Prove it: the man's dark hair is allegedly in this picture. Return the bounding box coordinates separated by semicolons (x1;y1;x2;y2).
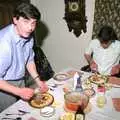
13;2;41;21
98;25;118;43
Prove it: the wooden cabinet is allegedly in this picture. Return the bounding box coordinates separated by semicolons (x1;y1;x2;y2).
0;0;30;29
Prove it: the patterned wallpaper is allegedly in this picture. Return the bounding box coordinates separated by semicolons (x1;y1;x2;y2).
92;0;120;40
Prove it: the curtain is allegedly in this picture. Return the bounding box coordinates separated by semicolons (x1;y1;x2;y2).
92;0;120;40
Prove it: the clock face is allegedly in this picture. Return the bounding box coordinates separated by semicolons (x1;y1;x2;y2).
68;2;79;12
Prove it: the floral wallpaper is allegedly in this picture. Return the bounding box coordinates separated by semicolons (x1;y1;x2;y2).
92;0;120;40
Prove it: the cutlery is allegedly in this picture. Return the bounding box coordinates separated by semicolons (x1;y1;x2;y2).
5;113;23;116
49;87;55;91
48;84;58;88
2;117;21;120
5;110;30;116
18;110;30;114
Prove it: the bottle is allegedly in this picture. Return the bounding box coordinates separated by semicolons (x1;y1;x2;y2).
96;85;106;108
75;76;83;92
75;106;85;120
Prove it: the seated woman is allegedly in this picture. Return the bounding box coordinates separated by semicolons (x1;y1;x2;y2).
82;25;120;77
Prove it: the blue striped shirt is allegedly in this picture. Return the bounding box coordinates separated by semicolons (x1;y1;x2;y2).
0;24;35;80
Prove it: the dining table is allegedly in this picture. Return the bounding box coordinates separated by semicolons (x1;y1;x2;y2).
0;68;120;120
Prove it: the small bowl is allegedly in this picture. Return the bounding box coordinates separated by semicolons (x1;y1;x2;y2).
64;91;89;112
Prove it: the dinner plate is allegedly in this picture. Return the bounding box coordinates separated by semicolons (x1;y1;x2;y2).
53;73;70;81
88;74;108;85
29;93;54;108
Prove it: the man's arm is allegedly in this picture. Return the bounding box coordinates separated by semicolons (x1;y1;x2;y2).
26;61;39;83
84;53;92;65
0;80;20;95
111;64;120;76
0;80;34;100
84;53;98;72
26;61;48;93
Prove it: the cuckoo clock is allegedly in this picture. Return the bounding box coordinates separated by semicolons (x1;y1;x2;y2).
63;0;87;37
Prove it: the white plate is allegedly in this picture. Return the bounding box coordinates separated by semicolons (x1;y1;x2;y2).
53;73;70;81
40;106;55;117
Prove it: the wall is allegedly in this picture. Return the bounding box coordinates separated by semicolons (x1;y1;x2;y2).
31;0;95;72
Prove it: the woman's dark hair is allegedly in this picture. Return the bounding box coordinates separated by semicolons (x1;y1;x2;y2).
98;25;118;43
13;3;41;21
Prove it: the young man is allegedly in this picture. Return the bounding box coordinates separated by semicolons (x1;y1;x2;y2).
0;3;48;112
84;25;120;76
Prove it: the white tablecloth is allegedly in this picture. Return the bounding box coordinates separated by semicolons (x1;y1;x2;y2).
0;68;120;120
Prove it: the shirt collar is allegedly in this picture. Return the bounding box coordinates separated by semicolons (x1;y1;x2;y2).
10;24;30;44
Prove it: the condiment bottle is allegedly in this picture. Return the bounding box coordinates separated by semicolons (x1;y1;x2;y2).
75;76;83;92
75;106;85;120
96;85;106;108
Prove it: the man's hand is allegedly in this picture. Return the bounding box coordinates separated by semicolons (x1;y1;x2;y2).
90;60;98;73
37;81;49;93
111;64;120;76
84;54;98;73
17;88;34;100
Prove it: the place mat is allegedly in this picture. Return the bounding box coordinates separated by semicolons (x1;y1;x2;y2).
112;98;120;112
108;77;120;85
